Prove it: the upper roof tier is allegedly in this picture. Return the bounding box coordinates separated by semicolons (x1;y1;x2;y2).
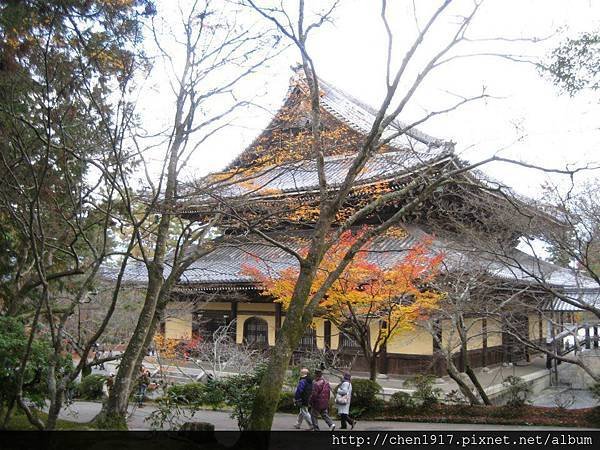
189;149;453;201
228;72;451;168
179;72;564;228
184;72;454;204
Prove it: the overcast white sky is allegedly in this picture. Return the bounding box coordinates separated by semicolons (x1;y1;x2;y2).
138;0;600;199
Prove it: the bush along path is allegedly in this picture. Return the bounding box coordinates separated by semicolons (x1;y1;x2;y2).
35;400;597;431
148;374;600;430
33;372;600;430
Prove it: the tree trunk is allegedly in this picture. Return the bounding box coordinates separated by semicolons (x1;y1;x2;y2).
248;266;316;430
456;317;491;405
93;274;164;429
446;359;481;405
248;334;295;430
465;365;491;405
45;386;64;430
0;402;16;430
368;350;378;382
45;362;60;430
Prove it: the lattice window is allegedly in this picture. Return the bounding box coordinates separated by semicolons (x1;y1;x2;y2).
243;317;269;347
339;323;361;349
193;311;228;341
298;327;317;349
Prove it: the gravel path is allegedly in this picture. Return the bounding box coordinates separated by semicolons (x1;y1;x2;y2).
57;401;594;431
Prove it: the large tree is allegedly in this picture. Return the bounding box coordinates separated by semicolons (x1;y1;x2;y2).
93;0;281;428
239;0;502;431
544;29;600;96
0;0;151;429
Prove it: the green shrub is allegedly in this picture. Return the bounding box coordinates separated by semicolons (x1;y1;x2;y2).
366;397;386;415
0;316;57;408
404;375;442;408
166;381;224;407
503;376;531;408
277;391;297;413
211;364;267;430
389;391;415;412
167;383;206;404
77;374;106;400
202;379;226;407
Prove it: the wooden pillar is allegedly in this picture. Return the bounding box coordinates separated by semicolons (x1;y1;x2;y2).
229;302;238;323
547;315;555;372
560;311;565;330
585;325;591;349
481;318;488;367
594;326;599;348
380;344;389;374
228;303;238;339
324;320;331;349
275;303;282;337
275;303;282;329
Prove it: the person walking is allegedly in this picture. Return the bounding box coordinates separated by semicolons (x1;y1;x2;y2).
293;368;313;430
335;373;356;429
102;373;115;399
309;369;335;431
97;350;106;371
136;367;150;407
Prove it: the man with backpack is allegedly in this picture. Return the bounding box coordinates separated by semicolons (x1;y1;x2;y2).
309;369;335;431
293;368;313;430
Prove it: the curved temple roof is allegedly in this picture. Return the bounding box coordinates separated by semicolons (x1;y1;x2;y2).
106;225;598;303
182;73;454;204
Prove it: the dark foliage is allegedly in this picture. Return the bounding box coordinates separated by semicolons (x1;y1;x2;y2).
76;374;107;400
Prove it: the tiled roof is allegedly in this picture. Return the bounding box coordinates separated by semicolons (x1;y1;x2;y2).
184;74;453;203
545;291;600;312
315;78;444;150
108;226;596;296
191;149;452;201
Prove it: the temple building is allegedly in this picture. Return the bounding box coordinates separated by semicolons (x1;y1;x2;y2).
150;74;597;375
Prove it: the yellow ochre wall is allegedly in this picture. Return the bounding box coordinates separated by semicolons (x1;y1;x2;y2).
387;326;433;355
487;319;502;347
313;317;326;349
238;303;276;312
465;318;483;350
164;302;448;357
330;322;340;350
528;314;543;341
164;315;192;340
440;318;503;353
441;319;460;352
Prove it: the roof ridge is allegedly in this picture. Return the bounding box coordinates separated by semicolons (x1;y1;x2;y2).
296;73;447;147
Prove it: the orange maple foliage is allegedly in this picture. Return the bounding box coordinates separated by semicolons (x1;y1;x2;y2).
244;228;444;350
153;334;179;359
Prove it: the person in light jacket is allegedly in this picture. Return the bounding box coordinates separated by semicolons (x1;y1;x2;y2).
335;373;356;429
